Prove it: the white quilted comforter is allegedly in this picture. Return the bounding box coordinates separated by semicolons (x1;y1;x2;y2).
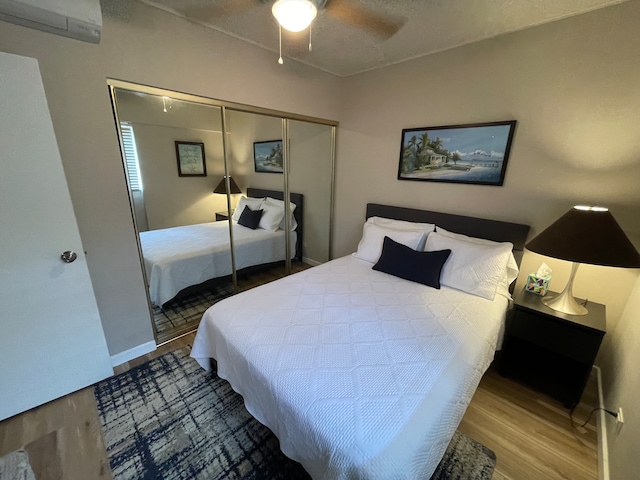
191;255;508;479
140;221;295;305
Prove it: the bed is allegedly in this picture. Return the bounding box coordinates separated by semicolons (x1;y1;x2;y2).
191;204;529;479
140;188;303;306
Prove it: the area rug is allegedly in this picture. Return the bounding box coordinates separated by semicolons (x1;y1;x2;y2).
153;285;235;336
94;348;496;480
0;450;36;480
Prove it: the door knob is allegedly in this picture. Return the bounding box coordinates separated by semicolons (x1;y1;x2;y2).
61;251;77;263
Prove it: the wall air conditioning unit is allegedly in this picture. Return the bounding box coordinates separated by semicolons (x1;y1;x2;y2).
0;0;101;44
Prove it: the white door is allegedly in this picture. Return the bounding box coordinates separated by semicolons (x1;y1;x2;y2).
0;52;113;421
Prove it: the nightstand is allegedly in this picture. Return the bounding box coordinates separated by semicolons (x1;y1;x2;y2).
501;290;606;408
215;211;230;221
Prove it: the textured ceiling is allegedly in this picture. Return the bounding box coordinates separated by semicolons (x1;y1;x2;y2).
138;0;627;77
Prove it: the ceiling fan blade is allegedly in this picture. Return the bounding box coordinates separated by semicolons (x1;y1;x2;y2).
325;0;406;39
182;0;258;23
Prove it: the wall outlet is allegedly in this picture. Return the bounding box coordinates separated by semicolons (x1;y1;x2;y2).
617;407;624;425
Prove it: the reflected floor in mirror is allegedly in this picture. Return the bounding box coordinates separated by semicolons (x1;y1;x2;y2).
154;261;312;344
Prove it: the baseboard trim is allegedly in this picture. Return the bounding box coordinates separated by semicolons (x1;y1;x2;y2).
110;340;157;368
302;257;321;267
594;365;610;480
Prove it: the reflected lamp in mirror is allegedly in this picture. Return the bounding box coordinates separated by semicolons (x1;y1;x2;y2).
525;206;640;315
213;176;242;217
213;176;242;195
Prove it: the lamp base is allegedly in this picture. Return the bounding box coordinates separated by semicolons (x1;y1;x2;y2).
540;262;588;315
541;291;588;315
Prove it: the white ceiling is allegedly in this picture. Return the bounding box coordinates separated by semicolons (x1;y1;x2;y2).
138;0;628;77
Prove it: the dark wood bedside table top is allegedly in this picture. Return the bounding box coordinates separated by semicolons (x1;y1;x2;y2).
514;290;606;333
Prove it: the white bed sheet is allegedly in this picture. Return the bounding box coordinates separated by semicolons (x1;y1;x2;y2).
140;221;296;305
191;255;509;480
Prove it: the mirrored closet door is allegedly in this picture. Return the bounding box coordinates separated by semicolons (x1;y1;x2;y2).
288;119;335;266
109;80;337;345
224;109;288;282
110;86;233;344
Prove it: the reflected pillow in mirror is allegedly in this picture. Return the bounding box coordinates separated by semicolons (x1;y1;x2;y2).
232;196;264;222
258;202;285;232
237;206;263;230
264;197;298;231
373;236;451;289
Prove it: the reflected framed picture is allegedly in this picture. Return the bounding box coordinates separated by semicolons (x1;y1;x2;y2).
397;120;517;186
175;141;207;177
253;140;283;173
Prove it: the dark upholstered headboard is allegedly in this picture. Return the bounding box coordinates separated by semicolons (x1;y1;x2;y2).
366;203;530;269
247;188;303;262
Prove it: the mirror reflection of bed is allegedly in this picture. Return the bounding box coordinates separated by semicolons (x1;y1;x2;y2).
110;84;335;345
143;189;306;344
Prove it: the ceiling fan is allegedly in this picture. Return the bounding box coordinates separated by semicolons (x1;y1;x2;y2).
182;0;406;62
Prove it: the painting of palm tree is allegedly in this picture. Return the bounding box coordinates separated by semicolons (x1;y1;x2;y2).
397;120;517;186
254;140;283;173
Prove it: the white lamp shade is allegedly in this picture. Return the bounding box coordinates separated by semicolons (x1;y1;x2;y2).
272;0;317;32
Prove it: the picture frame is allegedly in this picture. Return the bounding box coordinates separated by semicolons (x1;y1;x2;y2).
253;140;283;174
397;120;517;186
175;141;207;177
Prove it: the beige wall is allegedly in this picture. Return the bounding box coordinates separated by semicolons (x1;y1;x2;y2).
0;1;341;357
226;110;284;194
335;1;640;337
134;125;225;230
600;274;640;480
334;4;640;475
116;90;230;230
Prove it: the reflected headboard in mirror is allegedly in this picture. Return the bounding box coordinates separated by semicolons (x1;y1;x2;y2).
247;188;303;262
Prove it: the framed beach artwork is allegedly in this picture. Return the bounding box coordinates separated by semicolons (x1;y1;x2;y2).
253;140;283;173
175;141;207;177
397;120;517;186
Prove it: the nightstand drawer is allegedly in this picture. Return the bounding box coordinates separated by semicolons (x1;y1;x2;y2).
511;309;602;364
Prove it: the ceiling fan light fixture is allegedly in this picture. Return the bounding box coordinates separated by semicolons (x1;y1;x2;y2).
272;0;317;32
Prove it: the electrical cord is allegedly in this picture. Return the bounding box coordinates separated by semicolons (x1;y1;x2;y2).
570;405;618;429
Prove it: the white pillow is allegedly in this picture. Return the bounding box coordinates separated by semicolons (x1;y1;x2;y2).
425;231;513;300
368;217;435;249
258;202;285;232
264;197;298;231
232;196;264;222
354;223;426;264
368;216;436;233
435;227;519;285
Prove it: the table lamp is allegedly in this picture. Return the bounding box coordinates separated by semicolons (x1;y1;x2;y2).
213;176;241;195
525;206;640;315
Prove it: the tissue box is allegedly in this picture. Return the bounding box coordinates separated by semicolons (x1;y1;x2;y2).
525;273;551;296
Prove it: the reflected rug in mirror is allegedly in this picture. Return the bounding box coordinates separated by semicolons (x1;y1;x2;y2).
94;348;496;480
153;285;234;337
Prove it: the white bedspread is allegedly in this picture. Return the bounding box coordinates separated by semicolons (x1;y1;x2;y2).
140;221;295;305
191;255;508;479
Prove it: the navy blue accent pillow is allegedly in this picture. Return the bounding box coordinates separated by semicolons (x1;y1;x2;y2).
373;236;451;289
237;206;263;229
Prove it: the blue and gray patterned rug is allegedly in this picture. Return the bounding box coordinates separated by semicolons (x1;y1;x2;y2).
94;348;496;480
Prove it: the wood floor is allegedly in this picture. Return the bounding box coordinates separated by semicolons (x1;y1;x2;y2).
0;263;598;479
